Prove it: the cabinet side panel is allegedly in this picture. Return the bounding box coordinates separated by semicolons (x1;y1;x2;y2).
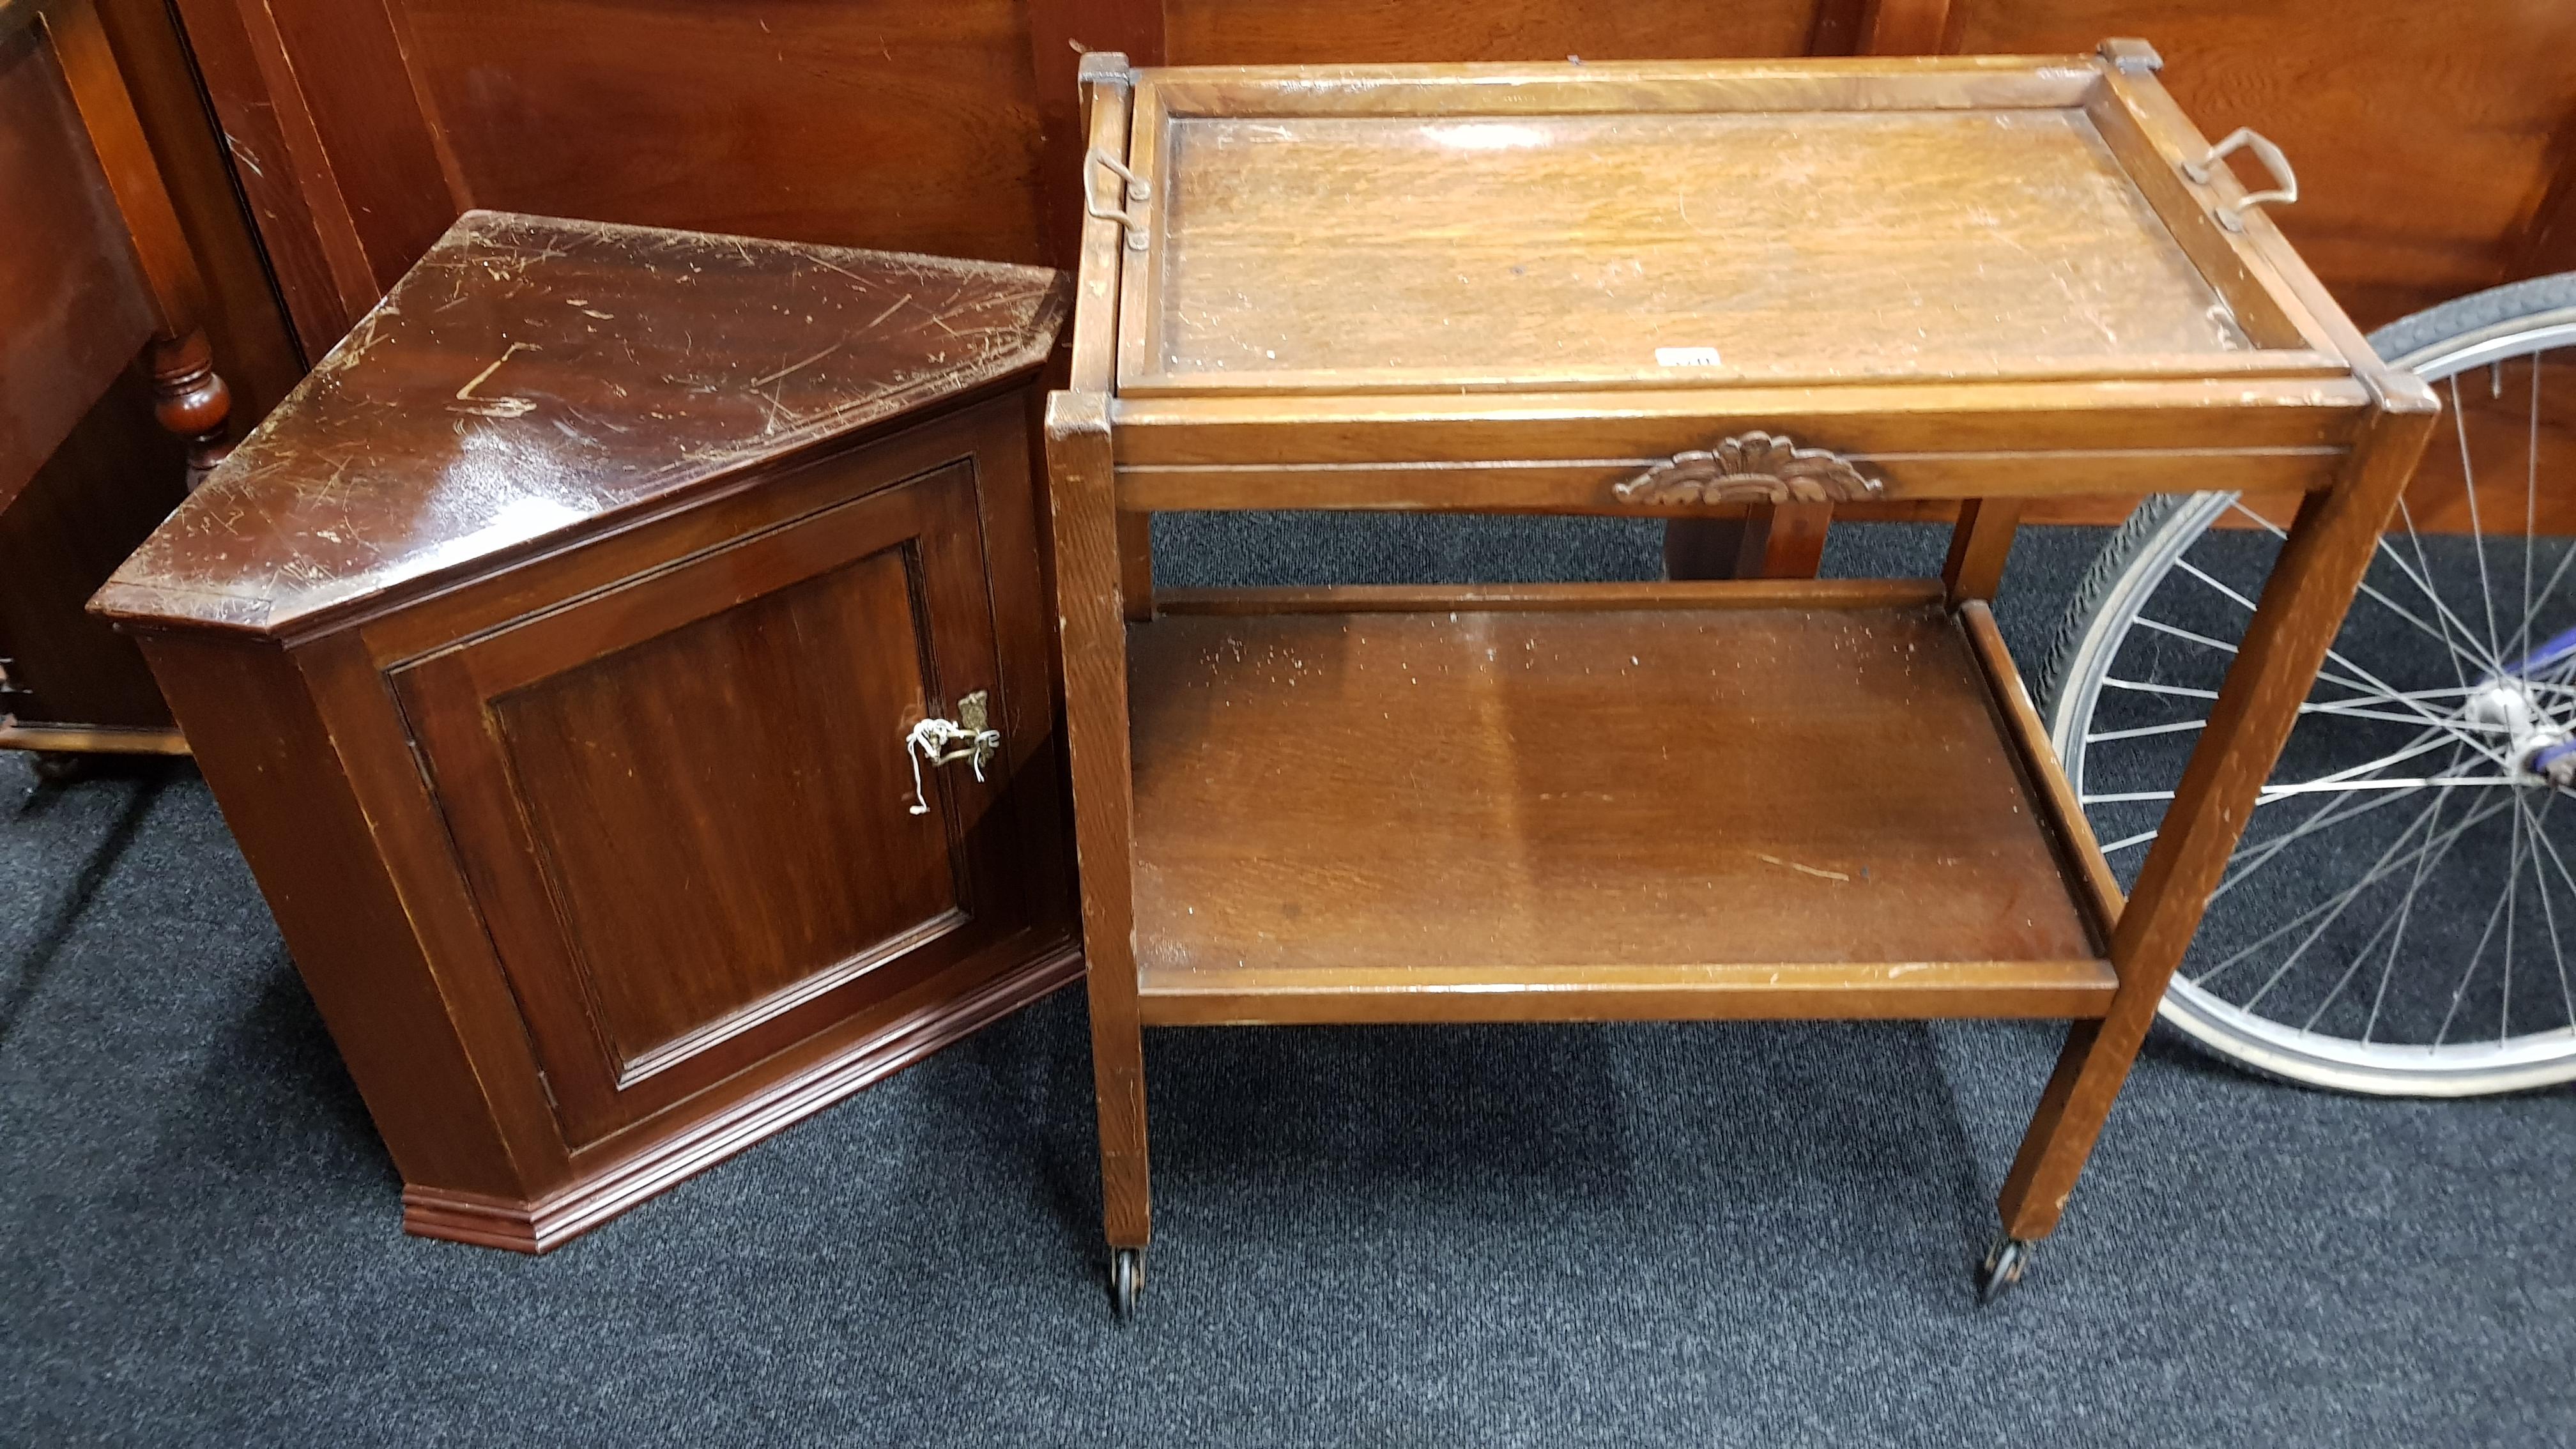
134;628;528;1199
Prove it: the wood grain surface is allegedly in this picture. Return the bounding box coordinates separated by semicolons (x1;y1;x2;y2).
394;0;1048;264
94;211;1067;638
1167;0;1826;66
1139;105;2248;387
0;17;158;493
1128;603;2105;995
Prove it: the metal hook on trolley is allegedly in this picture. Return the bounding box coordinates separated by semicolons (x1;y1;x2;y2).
2184;128;2297;233
1085;148;1151;251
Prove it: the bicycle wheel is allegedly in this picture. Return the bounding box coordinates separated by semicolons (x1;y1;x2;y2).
2041;273;2576;1096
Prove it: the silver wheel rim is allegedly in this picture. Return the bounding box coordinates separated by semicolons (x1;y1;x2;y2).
2048;307;2576;1096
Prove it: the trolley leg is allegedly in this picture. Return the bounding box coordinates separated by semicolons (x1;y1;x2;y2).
1990;1018;2113;1292
1089;987;1152;1246
1988;398;2438;1300
1047;392;1154;1316
1091;992;1151;1319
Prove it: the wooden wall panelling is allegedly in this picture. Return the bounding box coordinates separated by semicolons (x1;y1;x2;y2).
0;9;157;493
1025;0;1163;268
1163;0;1824;63
3;0;266;748
93;0;301;422
389;0;1050;256
160;0;450;355
160;0;373;352
1954;0;2576;332
181;0;1059;357
0;369;184;733
174;0;2576;353
1854;0;1954;57
2510;118;2576;283
254;0;454;293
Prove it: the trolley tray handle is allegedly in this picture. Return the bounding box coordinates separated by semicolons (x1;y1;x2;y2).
1085;148;1151;252
2184;128;2297;233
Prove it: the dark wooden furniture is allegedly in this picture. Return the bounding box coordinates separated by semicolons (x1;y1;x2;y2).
1048;45;2437;1314
1;0;236;766
95;212;1080;1252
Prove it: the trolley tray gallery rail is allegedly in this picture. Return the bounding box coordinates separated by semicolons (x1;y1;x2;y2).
1041;42;2439;1316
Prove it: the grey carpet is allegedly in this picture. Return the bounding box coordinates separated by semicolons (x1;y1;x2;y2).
3;521;2571;1447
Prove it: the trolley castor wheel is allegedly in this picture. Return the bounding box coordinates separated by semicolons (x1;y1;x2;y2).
1110;1247;1144;1319
1977;1234;2034;1305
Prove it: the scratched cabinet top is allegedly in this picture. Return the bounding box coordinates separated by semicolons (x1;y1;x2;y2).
98;211;1067;636
1104;56;2353;397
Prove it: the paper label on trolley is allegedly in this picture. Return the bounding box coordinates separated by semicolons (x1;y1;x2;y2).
1653;346;1723;366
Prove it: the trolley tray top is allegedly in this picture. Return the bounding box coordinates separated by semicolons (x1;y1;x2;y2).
1089;45;2376;404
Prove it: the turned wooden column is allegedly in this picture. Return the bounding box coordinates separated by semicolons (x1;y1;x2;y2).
148;328;233;490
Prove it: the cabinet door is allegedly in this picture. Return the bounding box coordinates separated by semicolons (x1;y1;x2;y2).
394;438;1057;1146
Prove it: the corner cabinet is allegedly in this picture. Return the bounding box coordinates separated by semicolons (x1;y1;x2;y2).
95;213;1079;1250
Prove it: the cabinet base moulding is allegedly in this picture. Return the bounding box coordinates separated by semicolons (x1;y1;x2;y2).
399;937;1083;1254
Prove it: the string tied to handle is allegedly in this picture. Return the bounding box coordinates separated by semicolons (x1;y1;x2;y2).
905;713;1000;816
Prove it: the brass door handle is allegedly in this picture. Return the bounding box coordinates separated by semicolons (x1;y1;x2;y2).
903;690;1000;816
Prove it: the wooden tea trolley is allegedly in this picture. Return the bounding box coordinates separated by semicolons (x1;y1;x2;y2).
1045;42;2437;1315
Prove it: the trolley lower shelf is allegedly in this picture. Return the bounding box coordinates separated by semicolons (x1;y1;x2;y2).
1125;581;2124;1027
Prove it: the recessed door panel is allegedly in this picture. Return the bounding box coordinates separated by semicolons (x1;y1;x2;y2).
491;544;958;1074
397;452;1031;1145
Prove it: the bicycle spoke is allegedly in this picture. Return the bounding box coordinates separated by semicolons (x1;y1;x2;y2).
2129;609;2412;719
2505;538;2576;666
2231;496;2504;681
2281;724;2485;793
2300;701;2509;730
2257;776;2520;798
2520;353;2540;666
2086;717;2207;744
2300;848;2441;1031
2205;793;2452;993
2433;819;2520;1049
2213;760;2447;907
2083;770;2514;809
2500;797;2526;1043
2514;792;2576;1029
2179;548;2487;682
2101;677;2217;702
2297;647;2516;763
2361;756;2468;1045
2133;615;2241;656
2446;373;2508;666
2195;790;2515;990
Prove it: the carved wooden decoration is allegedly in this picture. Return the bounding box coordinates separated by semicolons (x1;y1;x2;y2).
1612;432;1885;505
